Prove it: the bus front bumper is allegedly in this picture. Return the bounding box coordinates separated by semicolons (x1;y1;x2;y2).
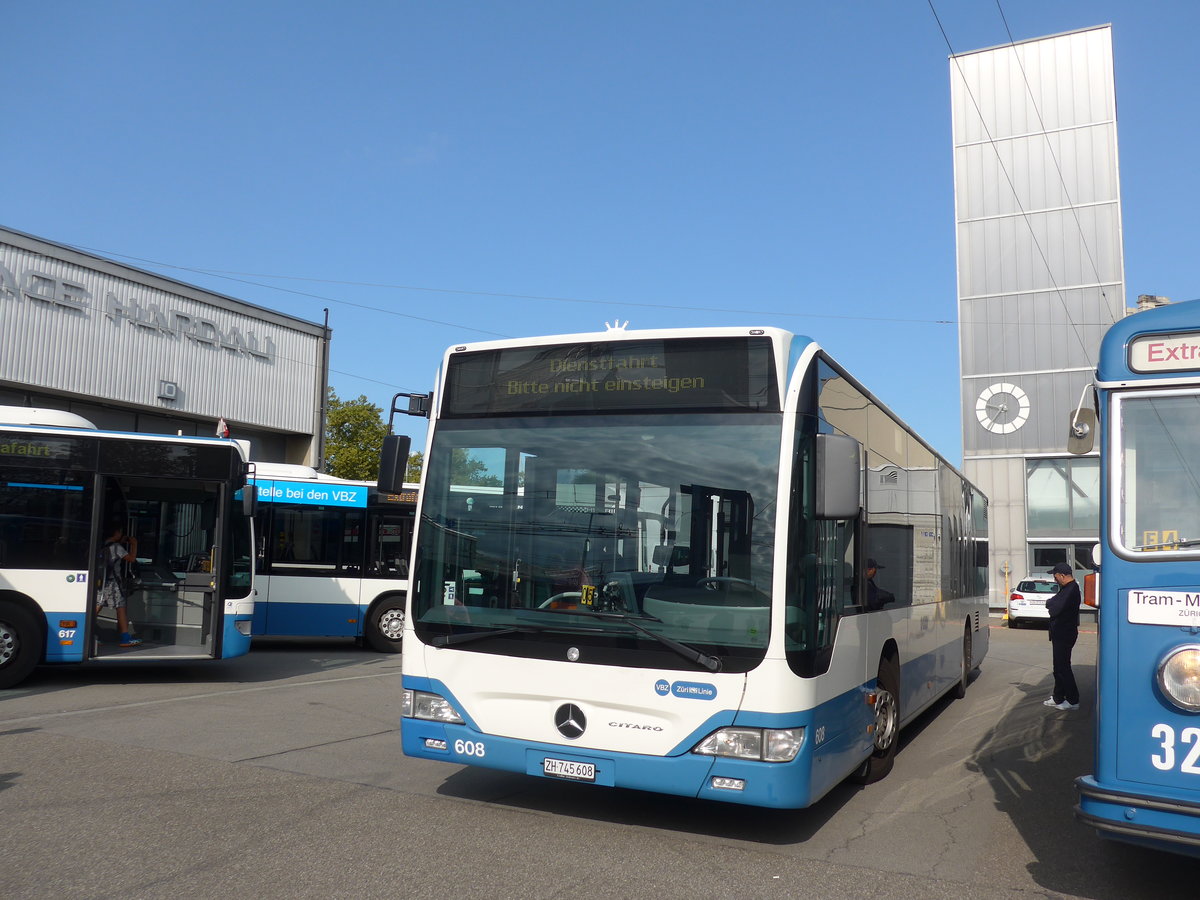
401;717;817;809
1076;775;1200;857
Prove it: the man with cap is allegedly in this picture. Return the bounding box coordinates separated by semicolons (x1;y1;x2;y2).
1044;562;1082;710
865;558;895;610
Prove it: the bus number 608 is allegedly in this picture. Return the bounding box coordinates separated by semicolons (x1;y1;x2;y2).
454;740;485;758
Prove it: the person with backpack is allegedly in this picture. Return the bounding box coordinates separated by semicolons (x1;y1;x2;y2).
97;522;142;648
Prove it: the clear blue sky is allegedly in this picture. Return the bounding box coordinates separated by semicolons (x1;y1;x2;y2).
4;2;1196;462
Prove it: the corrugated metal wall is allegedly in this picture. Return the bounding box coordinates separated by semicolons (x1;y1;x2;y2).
951;26;1125;602
0;230;323;435
954;24;1124;455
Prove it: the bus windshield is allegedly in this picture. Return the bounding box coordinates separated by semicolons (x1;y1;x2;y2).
412;412;782;668
1118;394;1200;553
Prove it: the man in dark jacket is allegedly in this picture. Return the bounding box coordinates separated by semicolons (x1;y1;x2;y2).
1043;562;1081;710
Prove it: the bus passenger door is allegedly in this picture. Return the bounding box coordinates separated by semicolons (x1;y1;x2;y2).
94;476;225;656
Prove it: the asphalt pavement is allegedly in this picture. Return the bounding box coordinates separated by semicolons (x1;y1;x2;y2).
3;626;1199;899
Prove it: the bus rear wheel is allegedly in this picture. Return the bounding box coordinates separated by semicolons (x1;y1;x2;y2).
365;598;405;654
953;624;972;700
0;601;42;690
849;657;900;785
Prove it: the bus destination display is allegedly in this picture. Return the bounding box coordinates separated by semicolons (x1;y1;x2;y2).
442;337;779;416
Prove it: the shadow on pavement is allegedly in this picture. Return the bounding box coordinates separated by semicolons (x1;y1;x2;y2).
967;658;1200;898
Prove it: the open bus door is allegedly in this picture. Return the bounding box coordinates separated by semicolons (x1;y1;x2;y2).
91;475;235;659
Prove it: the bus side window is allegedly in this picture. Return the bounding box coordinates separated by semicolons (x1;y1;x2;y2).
341;511;365;574
369;512;413;577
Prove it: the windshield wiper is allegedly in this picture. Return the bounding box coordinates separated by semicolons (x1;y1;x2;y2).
537;608;722;673
1130;537;1200;551
430;620;608;648
431;626;527;648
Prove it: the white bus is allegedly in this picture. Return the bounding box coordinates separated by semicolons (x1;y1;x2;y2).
380;327;988;807
0;407;256;689
250;463;416;651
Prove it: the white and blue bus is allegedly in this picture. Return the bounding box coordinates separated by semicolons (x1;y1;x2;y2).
249;463;416;652
0;407;256;689
1075;298;1200;855
379;326;989;808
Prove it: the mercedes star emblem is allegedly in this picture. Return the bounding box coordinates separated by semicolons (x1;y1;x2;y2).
555;703;587;739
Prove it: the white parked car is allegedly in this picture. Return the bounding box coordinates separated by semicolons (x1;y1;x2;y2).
1007;576;1058;628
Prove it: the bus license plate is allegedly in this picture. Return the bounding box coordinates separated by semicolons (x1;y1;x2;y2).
543;757;596;782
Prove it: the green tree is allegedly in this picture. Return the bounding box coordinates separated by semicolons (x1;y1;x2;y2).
406;450;424;483
451;449;502;486
324;389;387;480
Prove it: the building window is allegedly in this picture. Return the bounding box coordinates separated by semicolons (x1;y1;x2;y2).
1026;457;1099;535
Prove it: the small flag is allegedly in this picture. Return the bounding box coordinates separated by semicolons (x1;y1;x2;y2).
217;417;229;438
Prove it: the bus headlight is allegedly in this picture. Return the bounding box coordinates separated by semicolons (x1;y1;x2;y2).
402;689;465;724
1158;645;1200;712
692;727;804;763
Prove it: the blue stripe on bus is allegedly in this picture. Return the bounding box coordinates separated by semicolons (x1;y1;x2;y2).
8;482;84;491
253;600;364;638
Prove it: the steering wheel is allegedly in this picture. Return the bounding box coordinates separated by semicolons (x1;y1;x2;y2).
538;591;582;609
697;577;757;591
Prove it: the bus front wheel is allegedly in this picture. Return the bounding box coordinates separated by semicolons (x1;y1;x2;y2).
849;657;900;785
365;598;405;654
0;601;42;690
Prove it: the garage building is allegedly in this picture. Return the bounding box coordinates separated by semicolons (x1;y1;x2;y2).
0;225;328;464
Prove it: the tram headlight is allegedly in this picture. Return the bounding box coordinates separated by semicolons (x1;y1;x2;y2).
692;727;804;763
1157;645;1200;712
402;689;465;724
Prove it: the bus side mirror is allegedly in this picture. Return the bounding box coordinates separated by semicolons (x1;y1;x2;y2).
240;462;257;516
378;434;412;495
815;433;861;520
1067;408;1096;455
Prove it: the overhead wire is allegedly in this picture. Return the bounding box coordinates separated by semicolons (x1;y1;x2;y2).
73;242;1120;329
993;0;1115;310
70;243;513;339
65;242;514;398
66;8;1131;387
72;242;957;326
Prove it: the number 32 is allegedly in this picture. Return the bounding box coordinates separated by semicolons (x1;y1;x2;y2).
1151;724;1200;773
